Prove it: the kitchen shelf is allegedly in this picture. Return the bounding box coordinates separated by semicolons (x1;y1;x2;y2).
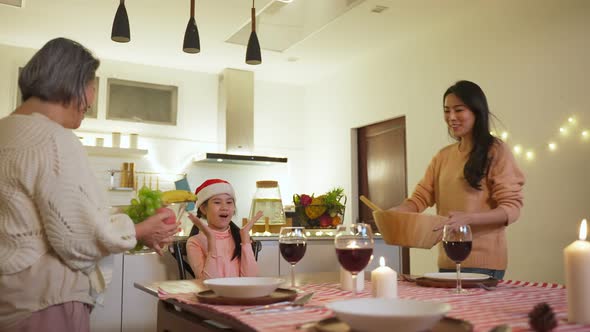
85;146;148;158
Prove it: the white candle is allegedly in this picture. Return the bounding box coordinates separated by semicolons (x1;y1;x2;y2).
564;219;590;324
340;266;364;291
371;256;397;299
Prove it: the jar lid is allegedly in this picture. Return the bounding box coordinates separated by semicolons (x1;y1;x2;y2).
256;180;278;188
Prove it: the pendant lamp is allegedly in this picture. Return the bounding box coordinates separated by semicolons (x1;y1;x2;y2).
183;0;201;53
245;0;262;65
111;0;130;43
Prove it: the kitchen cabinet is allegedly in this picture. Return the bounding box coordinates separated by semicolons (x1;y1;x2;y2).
255;237;402;277
89;252;177;332
89;254;124;332
121;252;178;332
256;239;280;277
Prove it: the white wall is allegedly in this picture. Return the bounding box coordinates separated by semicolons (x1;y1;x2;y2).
303;0;590;283
0;43;306;223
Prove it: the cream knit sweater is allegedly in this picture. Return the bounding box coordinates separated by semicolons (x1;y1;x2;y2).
0;113;136;327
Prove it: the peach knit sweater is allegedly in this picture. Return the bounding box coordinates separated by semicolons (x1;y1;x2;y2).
186;227;258;279
407;141;525;270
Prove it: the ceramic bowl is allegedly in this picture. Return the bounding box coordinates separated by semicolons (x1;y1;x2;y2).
203;277;284;298
326;298;451;332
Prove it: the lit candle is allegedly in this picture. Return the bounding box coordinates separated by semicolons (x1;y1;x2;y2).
371;257;397;299
564;219;590;324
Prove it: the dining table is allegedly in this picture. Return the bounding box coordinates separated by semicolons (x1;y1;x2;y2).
134;272;590;332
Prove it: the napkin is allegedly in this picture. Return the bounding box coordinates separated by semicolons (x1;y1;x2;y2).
372;210;447;249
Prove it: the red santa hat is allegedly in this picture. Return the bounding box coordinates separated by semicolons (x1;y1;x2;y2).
194;179;236;208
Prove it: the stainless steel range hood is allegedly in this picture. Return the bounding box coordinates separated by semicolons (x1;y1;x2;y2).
193;68;287;165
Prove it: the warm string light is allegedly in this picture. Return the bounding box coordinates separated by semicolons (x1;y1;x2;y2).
496;115;587;163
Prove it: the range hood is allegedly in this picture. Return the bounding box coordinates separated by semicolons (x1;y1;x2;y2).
194;68;288;165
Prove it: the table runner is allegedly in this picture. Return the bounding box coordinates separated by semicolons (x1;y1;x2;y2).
158;280;589;332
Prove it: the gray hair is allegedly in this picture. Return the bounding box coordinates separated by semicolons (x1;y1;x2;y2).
18;37;100;110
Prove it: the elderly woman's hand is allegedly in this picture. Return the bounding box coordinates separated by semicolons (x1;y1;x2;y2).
135;211;180;255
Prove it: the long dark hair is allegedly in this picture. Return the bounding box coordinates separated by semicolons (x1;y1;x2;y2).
189;200;242;261
444;80;497;190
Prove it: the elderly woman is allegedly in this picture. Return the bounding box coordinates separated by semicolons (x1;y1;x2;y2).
0;38;178;332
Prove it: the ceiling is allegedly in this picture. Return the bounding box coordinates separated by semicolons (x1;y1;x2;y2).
0;0;478;85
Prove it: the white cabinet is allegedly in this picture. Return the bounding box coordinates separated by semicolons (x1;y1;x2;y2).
278;239;340;276
257;240;280;277
121;252;178;332
90;254;124;332
89;252;178;332
257;237;402;277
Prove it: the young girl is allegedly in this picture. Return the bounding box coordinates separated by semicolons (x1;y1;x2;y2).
187;179;263;279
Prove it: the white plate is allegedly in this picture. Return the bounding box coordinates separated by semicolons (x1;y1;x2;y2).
327;298;450;332
423;272;490;281
203;277;284;299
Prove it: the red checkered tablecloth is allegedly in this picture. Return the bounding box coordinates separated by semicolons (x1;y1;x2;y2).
158;280;590;332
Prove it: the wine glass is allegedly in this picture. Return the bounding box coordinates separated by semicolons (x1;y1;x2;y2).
442;225;473;294
334;223;374;295
279;227;307;290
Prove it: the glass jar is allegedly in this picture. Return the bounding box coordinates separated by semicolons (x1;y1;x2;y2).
249;180;286;225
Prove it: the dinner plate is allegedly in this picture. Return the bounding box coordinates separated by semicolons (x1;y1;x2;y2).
203;277;284;298
423;272;490;281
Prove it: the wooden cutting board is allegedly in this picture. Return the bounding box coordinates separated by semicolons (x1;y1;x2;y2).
196;288;297;305
415;277;499;289
313;316;473;332
372;210;447;249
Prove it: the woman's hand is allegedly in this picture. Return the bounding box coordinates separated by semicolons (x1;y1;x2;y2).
433;211;472;231
135;211;180;255
434;208;510;231
240;211;263;244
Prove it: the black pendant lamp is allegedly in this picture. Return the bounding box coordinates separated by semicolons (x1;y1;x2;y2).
245;0;262;65
111;0;130;43
183;0;201;53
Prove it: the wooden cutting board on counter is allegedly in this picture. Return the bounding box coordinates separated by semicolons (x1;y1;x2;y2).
372;210;447;249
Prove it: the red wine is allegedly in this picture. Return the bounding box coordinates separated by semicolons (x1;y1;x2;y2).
336;248;373;273
443;241;472;263
279;242;307;264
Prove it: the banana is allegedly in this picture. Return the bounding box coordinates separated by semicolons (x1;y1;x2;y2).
161;190;197;204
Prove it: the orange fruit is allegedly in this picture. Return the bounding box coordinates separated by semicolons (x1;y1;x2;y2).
332;215;342;226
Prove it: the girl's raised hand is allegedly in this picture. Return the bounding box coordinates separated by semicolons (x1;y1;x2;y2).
188;213;212;240
240;210;263;243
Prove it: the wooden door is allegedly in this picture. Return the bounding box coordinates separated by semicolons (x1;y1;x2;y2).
357;116;409;273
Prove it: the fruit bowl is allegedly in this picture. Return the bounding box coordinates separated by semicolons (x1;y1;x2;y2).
293;188;346;229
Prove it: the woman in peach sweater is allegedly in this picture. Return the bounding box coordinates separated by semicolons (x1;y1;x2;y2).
392;80;525;279
187;179;262;279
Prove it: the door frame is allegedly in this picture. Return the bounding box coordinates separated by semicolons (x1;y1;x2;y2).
351;117;410;274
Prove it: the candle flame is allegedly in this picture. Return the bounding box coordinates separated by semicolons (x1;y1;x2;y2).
379;256;385;267
579;219;588;241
